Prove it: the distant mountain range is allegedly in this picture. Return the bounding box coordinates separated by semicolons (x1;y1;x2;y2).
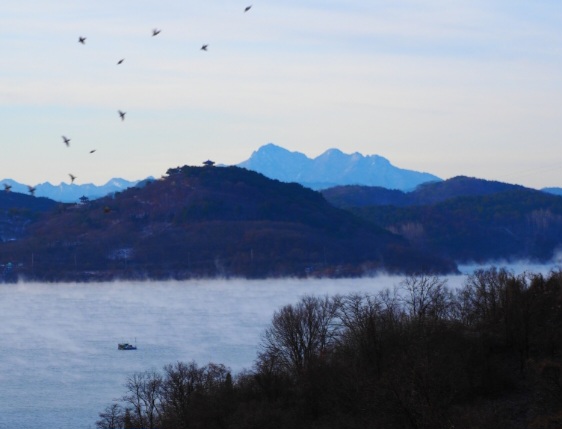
237;143;442;191
3;141;441;201
543;187;562;196
1;143;560;202
0;178;147;203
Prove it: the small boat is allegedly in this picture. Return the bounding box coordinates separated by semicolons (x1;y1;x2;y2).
118;342;137;350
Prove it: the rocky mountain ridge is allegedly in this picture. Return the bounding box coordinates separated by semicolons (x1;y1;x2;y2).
237;143;442;190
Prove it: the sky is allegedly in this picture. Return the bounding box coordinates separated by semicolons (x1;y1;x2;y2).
1;1;562;189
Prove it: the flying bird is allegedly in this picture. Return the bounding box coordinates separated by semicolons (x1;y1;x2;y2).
62;136;71;147
244;5;252;12
152;29;161;36
28;186;36;196
78;36;86;44
69;174;77;184
118;110;126;121
90;149;96;154
201;44;208;51
3;184;11;192
117;58;124;65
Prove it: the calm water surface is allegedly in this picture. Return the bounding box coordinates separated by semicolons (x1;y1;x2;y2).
0;269;553;429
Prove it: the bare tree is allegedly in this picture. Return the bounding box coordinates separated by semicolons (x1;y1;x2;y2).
459;267;510;326
398;274;453;324
122;370;163;429
96;403;124;429
257;295;341;377
160;361;204;428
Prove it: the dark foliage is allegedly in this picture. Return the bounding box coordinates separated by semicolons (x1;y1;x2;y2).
0;191;60;241
322;176;526;208
346;186;562;263
97;268;562;429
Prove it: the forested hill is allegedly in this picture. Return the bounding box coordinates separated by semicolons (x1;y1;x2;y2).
321;176;528;208
0;191;59;248
343;180;562;263
0;190;58;212
0;166;456;282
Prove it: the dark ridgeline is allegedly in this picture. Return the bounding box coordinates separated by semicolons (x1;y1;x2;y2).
0;166;456;282
95;268;562;429
321;175;527;208
0;190;58;212
323;176;562;264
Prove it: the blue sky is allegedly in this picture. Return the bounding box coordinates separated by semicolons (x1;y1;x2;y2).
1;1;562;188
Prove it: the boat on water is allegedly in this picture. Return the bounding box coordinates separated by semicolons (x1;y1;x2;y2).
118;342;137;350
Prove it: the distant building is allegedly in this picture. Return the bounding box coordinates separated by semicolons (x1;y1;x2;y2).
203;160;215;167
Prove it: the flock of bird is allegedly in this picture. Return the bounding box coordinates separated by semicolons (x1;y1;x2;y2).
3;5;254;198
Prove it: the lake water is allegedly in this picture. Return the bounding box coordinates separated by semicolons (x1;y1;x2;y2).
0;265;558;429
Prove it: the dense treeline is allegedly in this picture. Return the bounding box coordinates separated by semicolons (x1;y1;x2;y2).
97;267;562;429
321;176;562;263
350;189;562;263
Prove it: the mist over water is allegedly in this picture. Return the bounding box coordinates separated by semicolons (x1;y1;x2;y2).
0;265;557;429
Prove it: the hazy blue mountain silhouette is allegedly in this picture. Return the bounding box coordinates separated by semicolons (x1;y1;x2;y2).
0;178;147;202
237;143;442;190
543;187;562;196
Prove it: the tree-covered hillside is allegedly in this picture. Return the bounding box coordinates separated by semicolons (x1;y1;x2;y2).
351;188;562;263
322;176;527;208
0;191;59;242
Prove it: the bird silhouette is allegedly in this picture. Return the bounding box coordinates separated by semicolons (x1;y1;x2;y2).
152;29;161;36
69;174;77;184
201;44;208;51
117;59;124;65
118;110;126;121
62;136;71;147
3;184;11;192
244;5;252;12
28;186;36;196
90;149;96;154
78;36;86;44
